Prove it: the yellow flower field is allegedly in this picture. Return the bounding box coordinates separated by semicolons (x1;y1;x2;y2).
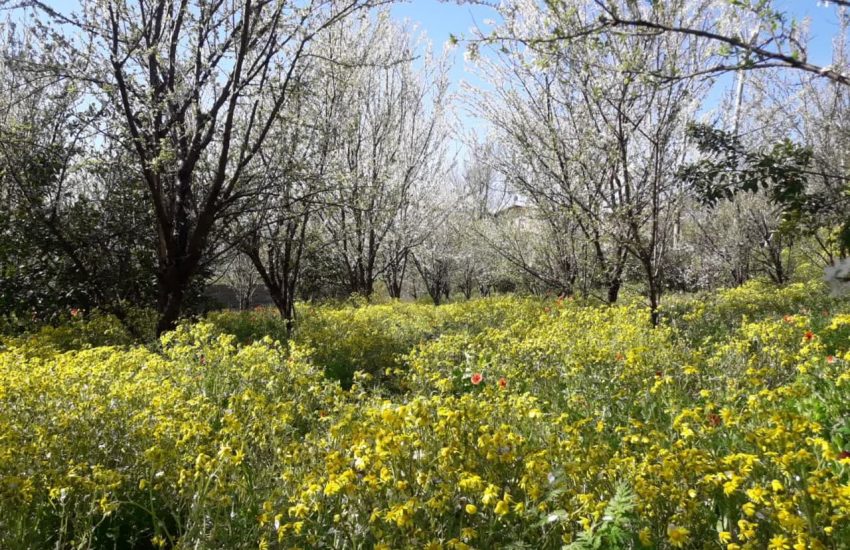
2;281;850;549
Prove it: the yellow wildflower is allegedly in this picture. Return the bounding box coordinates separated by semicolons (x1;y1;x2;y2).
667;525;690;548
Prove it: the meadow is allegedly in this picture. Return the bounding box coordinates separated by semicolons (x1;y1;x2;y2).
2;281;850;549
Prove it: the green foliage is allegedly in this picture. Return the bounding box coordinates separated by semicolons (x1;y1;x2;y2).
0;134;159;323
3;287;850;548
205;307;291;345
680;123;811;208
206;297;545;388
680;123;850;251
0;309;157;356
565;483;637;550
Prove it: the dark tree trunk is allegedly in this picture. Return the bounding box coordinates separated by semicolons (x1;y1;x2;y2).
459;271;475;300
607;277;622;304
349;267;375;298
649;289;660;326
153;215;211;336
383;250;408;299
413;255;449;306
270;288;296;336
645;268;661;327
156;272;188;336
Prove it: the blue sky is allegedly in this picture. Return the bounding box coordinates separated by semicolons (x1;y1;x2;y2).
778;0;845;65
391;0;845;141
27;0;847;143
390;1;498;142
31;0;845;85
24;0;847;68
392;0;844;82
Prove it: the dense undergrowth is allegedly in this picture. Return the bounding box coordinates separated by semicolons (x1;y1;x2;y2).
2;281;850;549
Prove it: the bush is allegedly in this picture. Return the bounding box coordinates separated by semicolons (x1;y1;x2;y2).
206;307;290;345
293;297;546;387
0;323;338;549
662;279;846;344
3;288;850;548
0;309;156;357
204;297;545;388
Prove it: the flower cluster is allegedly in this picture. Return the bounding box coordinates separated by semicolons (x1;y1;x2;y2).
1;283;849;548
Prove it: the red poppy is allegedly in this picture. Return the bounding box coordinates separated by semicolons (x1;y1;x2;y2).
838;450;850;460
707;413;721;427
827;355;836;364
498;377;507;389
470;373;483;385
804;331;815;342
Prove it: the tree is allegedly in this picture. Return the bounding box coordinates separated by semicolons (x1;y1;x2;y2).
554;0;850;86
451;138;508;299
318;12;451;298
680;122;816;283
19;0;383;334
472;0;850;298
412;232;454;305
235;68;330;329
1;31;157;329
221;253;261;311
474;0;713;320
512;0;850;291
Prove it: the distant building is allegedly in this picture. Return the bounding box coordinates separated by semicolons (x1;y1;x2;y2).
493;194;541;233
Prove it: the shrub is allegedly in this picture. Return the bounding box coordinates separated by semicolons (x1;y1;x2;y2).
0;310;156;357
0;323;338;549
3;289;850;548
291;297;543;387
206;307;290;345
663;279;846;343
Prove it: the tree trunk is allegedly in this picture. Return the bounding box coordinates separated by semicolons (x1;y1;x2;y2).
607;277;622;304
460;274;474;300
156;276;187;336
639;255;662;327
646;273;661;327
270;288;296;336
384;251;407;299
243;244;299;337
153;175;212;336
649;289;660;326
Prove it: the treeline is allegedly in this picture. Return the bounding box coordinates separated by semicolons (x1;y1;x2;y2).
1;0;849;334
